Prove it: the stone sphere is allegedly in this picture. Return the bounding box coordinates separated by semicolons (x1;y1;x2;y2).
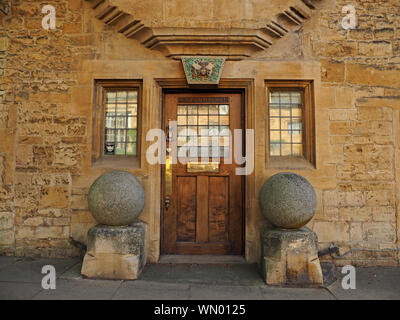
88;171;145;226
259;172;316;229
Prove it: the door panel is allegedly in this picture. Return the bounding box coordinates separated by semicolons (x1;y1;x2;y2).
176;176;196;242
162;92;244;255
209;176;229;243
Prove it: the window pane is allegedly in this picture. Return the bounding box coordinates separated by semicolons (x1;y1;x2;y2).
270;131;281;142
281;144;292;156
177;116;187;125
220;116;229;125
220;126;230;136
280;92;291;104
126;143;137;155
116;91;127;102
178;126;188;136
292;106;302;117
270;106;280;117
291;92;302;104
115;116;126;128
105;129;115;142
188;126;198;136
127;116;137;129
199;105;208;114
281;105;290;117
178;136;187;146
199;126;209;136
220;136;229;147
281;118;290;131
115;143;126;155
292;130;302;144
292;144;303;156
115;129;126;142
127;91;137;103
105;117;115;128
188;115;198;125
270;92;280;104
219;105;229;115
209;126;219;136
127;129;137;142
106;92;116;102
198;115;208;125
209;115;218;125
127;104;137;116
178;105;187;115
116;104;126;115
270;118;280;130
270;144;280;156
188;105;197;115
209;105;219;114
106;103;115;113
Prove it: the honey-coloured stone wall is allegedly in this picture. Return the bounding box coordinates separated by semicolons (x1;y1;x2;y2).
0;0;398;266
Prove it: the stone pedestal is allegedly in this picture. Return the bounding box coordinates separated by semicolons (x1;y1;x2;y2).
259;226;323;286
81;222;147;280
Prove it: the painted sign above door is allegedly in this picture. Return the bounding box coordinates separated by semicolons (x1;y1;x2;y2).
181;56;225;85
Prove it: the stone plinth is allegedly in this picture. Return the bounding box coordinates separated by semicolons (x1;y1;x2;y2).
81;222;147;280
259;226;323;286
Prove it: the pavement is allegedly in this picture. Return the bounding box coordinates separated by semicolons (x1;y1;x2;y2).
0;256;399;300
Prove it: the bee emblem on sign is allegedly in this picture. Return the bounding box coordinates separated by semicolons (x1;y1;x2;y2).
192;61;215;77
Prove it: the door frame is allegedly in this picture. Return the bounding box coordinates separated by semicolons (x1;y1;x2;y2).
156;78;255;257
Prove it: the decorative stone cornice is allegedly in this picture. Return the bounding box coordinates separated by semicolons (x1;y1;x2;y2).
85;0;322;60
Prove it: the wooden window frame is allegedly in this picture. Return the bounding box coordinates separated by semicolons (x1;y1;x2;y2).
265;80;316;169
92;80;142;167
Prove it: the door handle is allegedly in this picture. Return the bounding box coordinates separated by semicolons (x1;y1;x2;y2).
165;197;170;210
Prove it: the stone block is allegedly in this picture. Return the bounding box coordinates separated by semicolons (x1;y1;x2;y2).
259;226;323;287
81;222;147;280
313;221;349;242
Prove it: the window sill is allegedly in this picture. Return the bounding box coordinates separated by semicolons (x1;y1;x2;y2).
92;156;141;169
266;156;315;170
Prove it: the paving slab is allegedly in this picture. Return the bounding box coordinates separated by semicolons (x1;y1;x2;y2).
0;258;80;283
0;282;43;300
139;263;263;286
33;278;122;300
328;267;400;300
189;285;264;300
0;257;18;270
59;262;83;280
261;287;334;300
1;257;399;300
159;255;246;264
113;281;190;300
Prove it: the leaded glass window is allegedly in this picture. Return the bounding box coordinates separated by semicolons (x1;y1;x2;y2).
104;90;138;156
176;104;230;158
269;91;304;157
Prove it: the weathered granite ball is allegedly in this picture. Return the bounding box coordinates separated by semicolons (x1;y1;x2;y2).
88;171;145;226
259;173;317;229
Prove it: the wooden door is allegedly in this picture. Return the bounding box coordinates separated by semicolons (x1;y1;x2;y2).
162;93;244;255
